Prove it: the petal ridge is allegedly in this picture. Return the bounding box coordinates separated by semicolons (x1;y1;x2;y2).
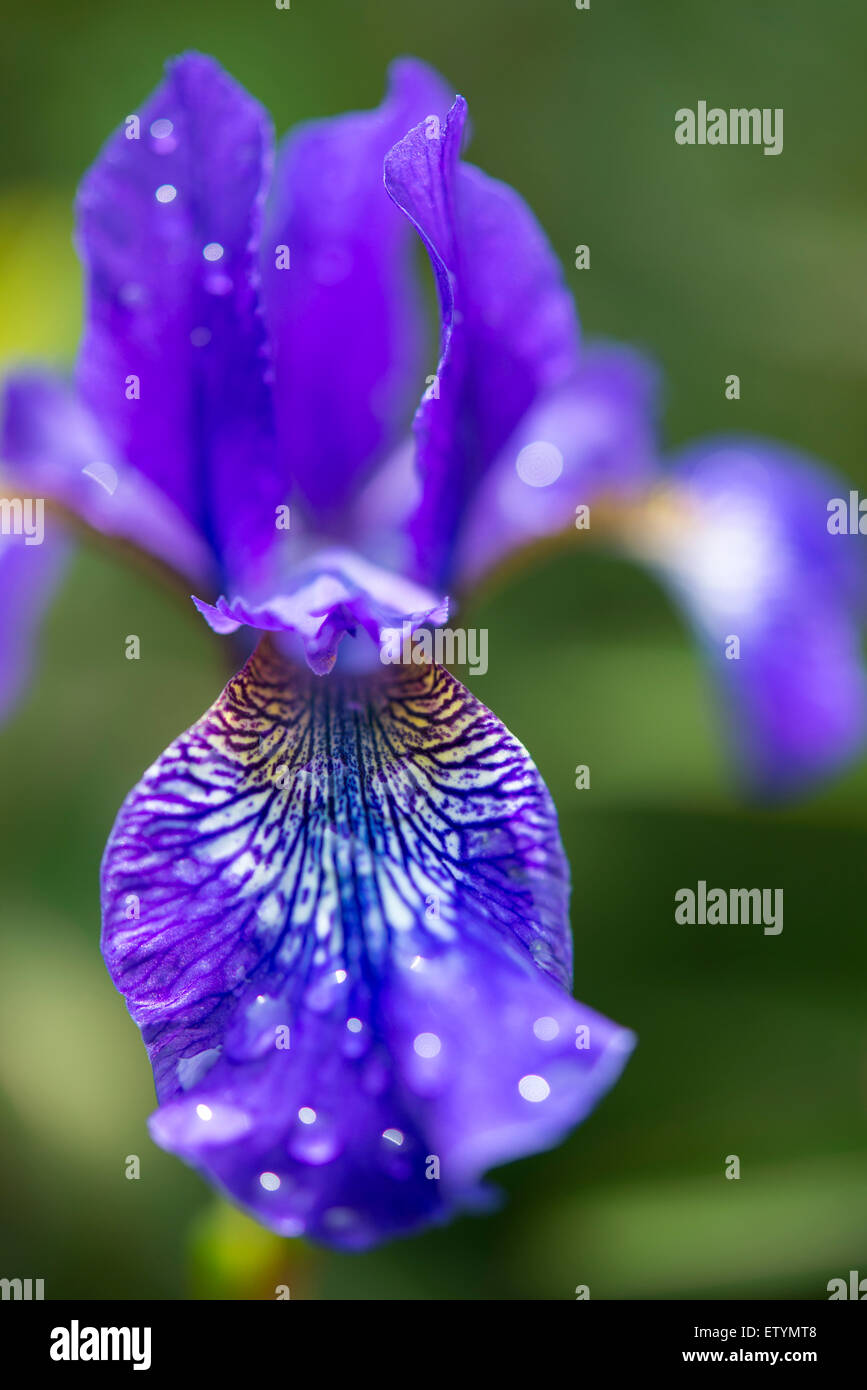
385;98;581;587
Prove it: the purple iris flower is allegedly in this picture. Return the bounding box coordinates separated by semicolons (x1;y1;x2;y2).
2;53;865;1248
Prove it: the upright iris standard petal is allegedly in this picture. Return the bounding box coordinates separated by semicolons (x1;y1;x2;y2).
622;439;867;795
385;97;580;588
453;345;659;590
263;59;453;522
101;642;634;1248
2;372;215;584
76;52;281;583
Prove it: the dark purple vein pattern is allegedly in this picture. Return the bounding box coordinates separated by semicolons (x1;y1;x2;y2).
101;642;634;1246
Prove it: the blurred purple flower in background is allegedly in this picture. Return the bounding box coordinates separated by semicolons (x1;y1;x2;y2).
1;53;864;1246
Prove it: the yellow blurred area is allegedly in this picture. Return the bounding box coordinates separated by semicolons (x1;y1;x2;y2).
189;1199;318;1300
0;914;149;1161
0;189;81;370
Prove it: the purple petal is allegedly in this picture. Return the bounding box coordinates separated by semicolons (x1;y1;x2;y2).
453;345;659;589
101;644;634;1248
2;371;215;584
75;52;281;584
384;97;580;588
627;439;867;794
192;547;448;675
0;528;68;721
262;59;454;523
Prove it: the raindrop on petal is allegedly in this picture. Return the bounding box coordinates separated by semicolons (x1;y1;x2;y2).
515;441;564;487
204;272;232;296
518;1074;551;1102
81;461;118;496
533;1016;560;1041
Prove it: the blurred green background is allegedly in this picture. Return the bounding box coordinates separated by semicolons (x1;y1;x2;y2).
1;0;865;1299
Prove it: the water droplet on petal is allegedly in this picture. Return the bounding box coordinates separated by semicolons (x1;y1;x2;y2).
203;242;224;261
288;1124;341;1166
533;1016;560;1041
150;118;174;139
518;1074;551;1102
118;282;145;307
323;1206;356;1232
515;440;563;487
155;184;177;204
413;1032;441;1059
204;272;232;296
259;1171;281;1191
81;461;118;496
